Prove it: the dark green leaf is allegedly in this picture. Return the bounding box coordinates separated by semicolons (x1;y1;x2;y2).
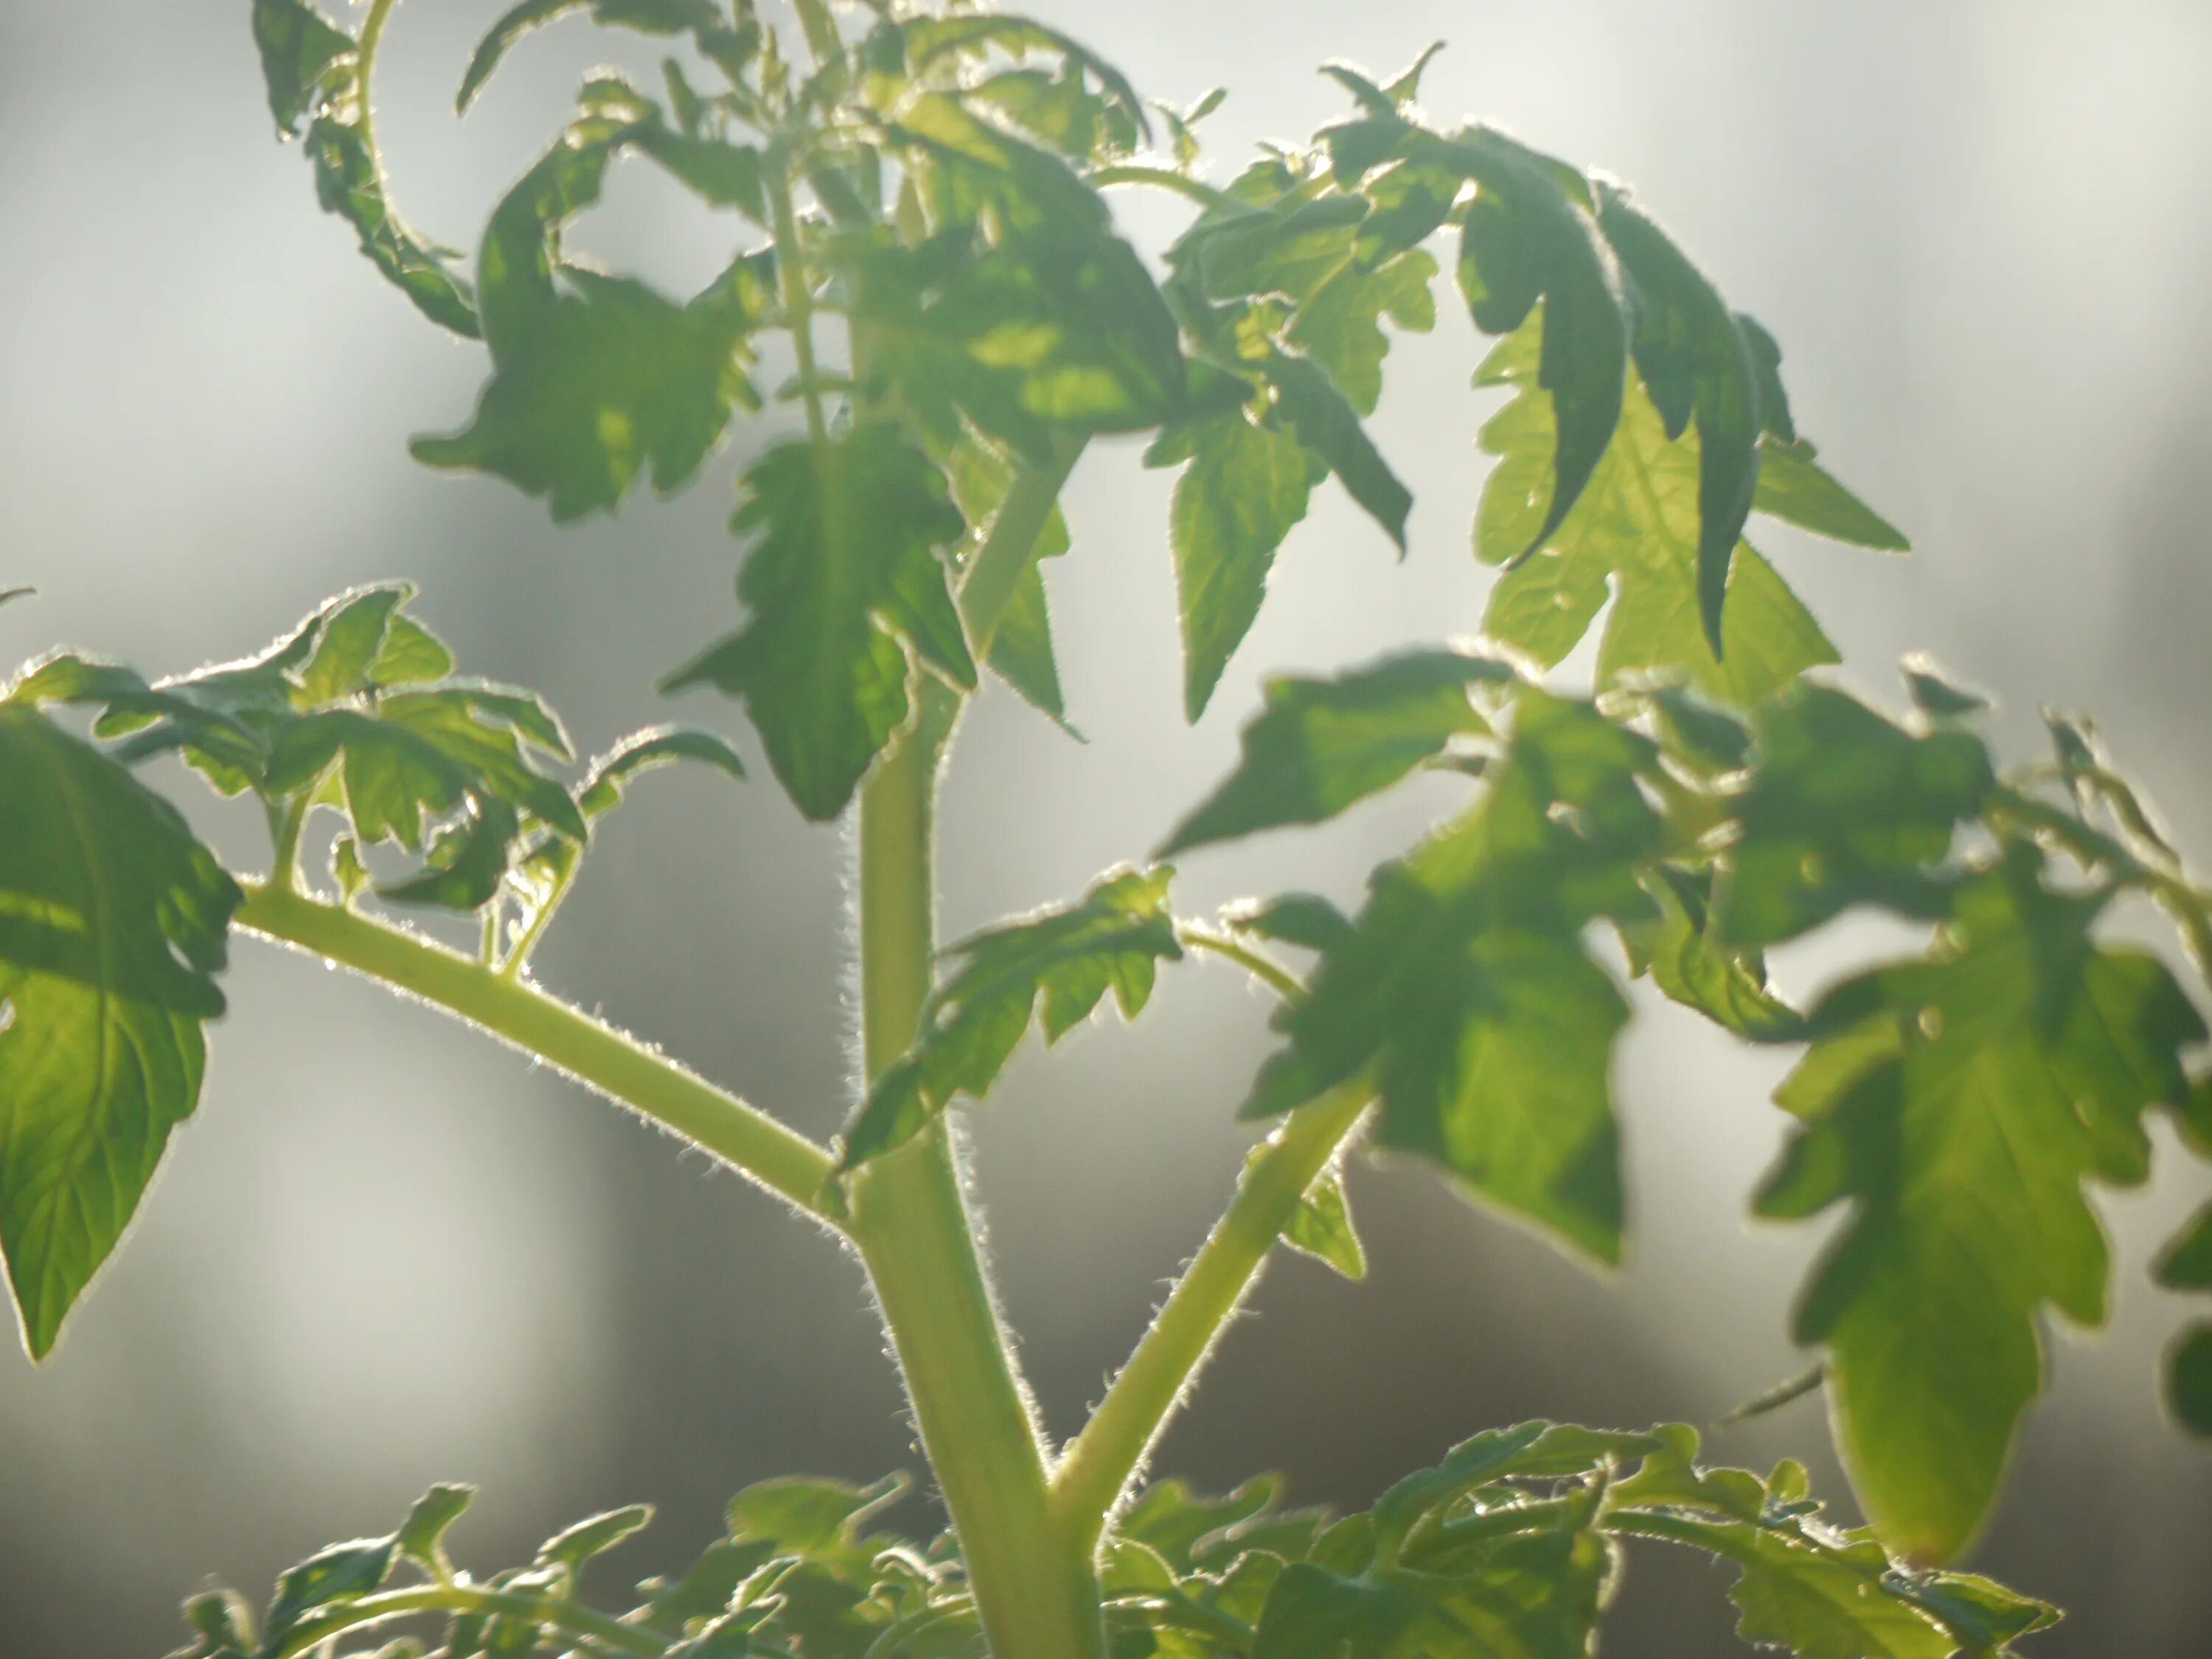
1147;411;1318;720
841;868;1182;1169
1900;654;1990;719
1757;857;2203;1559
1453;125;1627;558
1722;683;1994;947
2169;1326;2212;1437
251;0;481;336
456;0;727;114
264;1537;398;1643
2156;1202;2212;1290
1163;648;1509;854
943;431;1074;726
664;426;974;821
1266;351;1413;551
1476;317;1837;708
1624;867;1804;1041
1595;187;1761;653
1222;893;1355;955
0;708;242;1358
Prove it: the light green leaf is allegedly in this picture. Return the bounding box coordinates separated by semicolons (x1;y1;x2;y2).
1281;1161;1366;1280
457;0;725;114
538;1505;654;1572
943;429;1074;726
576;726;746;819
0;709;242;1358
840;868;1182;1169
1624;866;1804;1041
1162;648;1508;854
1477;318;1837;707
1266;351;1413;552
1148;411;1319;721
397;1484;476;1579
1285;249;1438;417
1757;856;2204;1559
664;426;974;821
1755;438;1909;552
263;1536;398;1646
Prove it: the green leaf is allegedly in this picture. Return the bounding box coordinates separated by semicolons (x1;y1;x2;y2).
1476;316;1838;707
1284;250;1438;417
0;707;242;1358
2168;1326;2212;1437
576;725;747;818
1453;126;1627;559
1753;438;1909;552
457;0;725;114
2155;1200;2212;1290
1266;351;1413;551
1594;187;1761;653
943;429;1074;726
1899;653;1990;720
1281;1161;1366;1280
538;1505;654;1572
251;0;481;336
264;1536;399;1644
1246;693;1665;1262
664;426;974;821
1162;648;1509;854
1756;856;2204;1559
1147;411;1319;721
397;1484;476;1579
1224;893;1355;955
1624;866;1804;1041
840;868;1182;1169
1722;682;1994;947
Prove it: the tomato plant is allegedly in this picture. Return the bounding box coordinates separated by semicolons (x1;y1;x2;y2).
2;2;2207;1655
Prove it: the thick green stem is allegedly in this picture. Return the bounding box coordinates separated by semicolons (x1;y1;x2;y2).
845;728;1105;1658
1050;1079;1373;1544
845;523;1103;1653
233;882;838;1221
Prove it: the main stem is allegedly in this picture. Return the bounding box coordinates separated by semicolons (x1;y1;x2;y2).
845;689;1105;1659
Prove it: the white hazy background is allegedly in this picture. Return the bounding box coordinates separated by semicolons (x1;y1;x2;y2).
3;2;2211;1654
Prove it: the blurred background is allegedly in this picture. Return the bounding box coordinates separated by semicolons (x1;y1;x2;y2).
4;1;2212;1653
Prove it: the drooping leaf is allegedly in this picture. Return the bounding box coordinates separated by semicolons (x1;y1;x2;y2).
575;726;747;819
664;426;975;821
840;867;1182;1169
1265;351;1413;551
1453;126;1627;559
1163;648;1509;854
1476;316;1837;707
0;709;243;1358
1594;187;1761;653
1756;855;2204;1559
1147;411;1319;721
1245;693;1665;1262
456;0;726;114
251;0;481;335
1754;438;1910;552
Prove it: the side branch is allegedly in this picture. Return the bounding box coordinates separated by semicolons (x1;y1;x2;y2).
1049;1077;1373;1543
233;881;839;1222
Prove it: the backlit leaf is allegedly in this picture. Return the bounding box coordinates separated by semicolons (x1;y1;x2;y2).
0;709;241;1358
664;426;975;821
840;867;1182;1169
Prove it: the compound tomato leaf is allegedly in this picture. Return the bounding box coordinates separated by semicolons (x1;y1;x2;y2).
0;707;242;1360
1756;857;2204;1561
1162;647;1510;855
251;0;481;337
840;867;1181;1169
1476;317;1837;708
664;427;973;821
1247;694;1663;1262
1452;125;1627;560
1595;187;1761;655
1148;411;1320;722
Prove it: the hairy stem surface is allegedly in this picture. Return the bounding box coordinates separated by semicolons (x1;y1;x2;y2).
1051;1079;1374;1542
233;882;837;1220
